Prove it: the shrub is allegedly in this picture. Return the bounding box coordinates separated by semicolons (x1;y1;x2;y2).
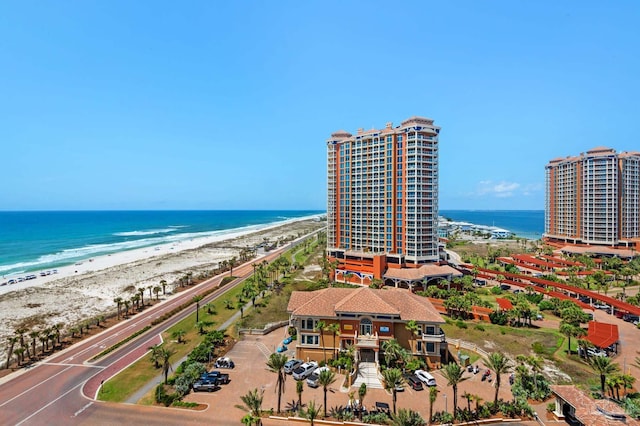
474;324;485;332
489;311;508;325
455;320;468;329
538;300;555;311
362;412;389;424
490;286;503;295
547;403;556;412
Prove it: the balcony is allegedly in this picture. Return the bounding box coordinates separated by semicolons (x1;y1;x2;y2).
355;332;379;348
421;332;446;343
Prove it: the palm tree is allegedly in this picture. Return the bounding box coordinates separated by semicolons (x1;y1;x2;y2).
405;320;420;355
382;368;404;415
172;329;185;344
358;383;367;420
15;328;28;360
266;353;288;414
147;285;153;301
428;386;438;426
160;347;174;384
621;373;636;397
589;355;620;395
318;368;336;417
6;336;17;368
196;321;208;334
441;362;464;419
113;297;123;320
314;320;327;363
148;344;162;368
484;352;513;406
296;380;304;410
229;257;237;276
560;322;584;355
390;409;426;426
123;299;130;317
160;279;167;295
29;330;39;360
153;286;161;300
236;388;264;426
325;323;341;359
193;295;203;323
138;287;145;308
302;400;321;426
14;347;25;366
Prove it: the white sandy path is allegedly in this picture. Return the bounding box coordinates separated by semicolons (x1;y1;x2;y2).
0;218;325;362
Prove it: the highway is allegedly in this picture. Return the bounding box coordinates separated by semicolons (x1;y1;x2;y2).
0;236;312;426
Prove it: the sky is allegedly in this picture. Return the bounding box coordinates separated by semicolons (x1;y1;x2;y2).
1;1;638;211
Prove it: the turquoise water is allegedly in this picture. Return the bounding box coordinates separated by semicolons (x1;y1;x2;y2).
0;210;324;277
439;210;544;240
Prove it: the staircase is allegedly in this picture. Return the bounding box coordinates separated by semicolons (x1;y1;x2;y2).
352;362;383;389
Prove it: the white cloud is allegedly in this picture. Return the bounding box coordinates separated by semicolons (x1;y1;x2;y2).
474;180;520;198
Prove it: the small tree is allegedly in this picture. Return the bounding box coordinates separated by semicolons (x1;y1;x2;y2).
266;353;288;414
302;400;321;426
382;368;404;414
318;369;337;417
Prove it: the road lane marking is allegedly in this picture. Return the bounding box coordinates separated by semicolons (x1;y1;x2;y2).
73;402;93;417
16;381;83;425
0;365;74;408
42;362;105;369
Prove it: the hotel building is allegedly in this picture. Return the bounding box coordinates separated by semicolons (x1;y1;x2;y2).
326;117;460;288
544;147;640;249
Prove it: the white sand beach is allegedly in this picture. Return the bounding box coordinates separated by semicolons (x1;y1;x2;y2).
0;218;325;362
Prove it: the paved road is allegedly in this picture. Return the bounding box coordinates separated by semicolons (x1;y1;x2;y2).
0;234;315;426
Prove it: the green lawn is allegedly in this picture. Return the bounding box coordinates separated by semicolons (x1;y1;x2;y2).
99;283;246;403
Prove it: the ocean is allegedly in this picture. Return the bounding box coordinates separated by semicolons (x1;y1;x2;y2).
0;210;325;278
439;210;544;240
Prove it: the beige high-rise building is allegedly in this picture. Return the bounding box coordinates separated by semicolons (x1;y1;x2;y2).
545;147;640;249
326;116;445;284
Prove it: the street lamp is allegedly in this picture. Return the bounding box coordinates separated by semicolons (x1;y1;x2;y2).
444;393;447;413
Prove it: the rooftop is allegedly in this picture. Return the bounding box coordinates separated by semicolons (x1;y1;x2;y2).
287;287;445;323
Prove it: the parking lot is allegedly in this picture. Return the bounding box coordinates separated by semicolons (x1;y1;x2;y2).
183;327;515;424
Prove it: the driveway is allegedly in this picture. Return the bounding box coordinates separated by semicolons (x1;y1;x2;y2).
185;327;515;424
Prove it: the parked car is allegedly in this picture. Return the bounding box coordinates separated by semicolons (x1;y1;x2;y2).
200;371;230;384
499;284;511;291
306;366;330;388
293;361;318;380
594;303;610;311
284;359;303;374
214;357;235;369
623;314;640;324
192;379;220;392
406;375;424;391
414;369;436;387
586;348;607;357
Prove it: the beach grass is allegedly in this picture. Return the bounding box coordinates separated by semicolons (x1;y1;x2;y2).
442;320;595;387
99;283;245;403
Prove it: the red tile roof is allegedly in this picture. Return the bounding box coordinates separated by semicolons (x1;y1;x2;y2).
551;385;639;426
287;287;445;323
587;321;619;349
496;298;513;310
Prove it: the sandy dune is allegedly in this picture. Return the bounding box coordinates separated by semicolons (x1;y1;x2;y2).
0;219;325;362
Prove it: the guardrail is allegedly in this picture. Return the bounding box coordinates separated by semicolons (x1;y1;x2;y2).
447;338;490;359
238;320;289;335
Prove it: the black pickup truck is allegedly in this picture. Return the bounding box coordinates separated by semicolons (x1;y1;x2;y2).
201;370;230;385
192;379;220;392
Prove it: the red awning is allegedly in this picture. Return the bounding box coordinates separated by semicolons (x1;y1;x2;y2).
496;298;513;310
586;321;619;349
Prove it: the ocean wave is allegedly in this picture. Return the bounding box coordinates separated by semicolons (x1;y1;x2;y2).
0;213;326;276
113;228;177;237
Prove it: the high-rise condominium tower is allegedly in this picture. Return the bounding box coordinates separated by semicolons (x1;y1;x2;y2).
326;116;441;282
545;146;640;248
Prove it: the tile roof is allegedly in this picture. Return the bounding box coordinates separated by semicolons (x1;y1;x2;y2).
287;287;445;323
551;385;639;426
559;245;637;259
384;264;462;281
587;321;619;349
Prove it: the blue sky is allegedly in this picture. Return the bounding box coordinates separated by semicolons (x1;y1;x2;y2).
1;1;638;211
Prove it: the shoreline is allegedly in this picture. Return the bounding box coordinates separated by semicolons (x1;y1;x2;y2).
1;213;324;292
0;217;326;361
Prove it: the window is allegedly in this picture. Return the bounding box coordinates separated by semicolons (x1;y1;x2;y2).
301;318;317;330
301;334;319;345
425;325;435;335
426;342;435;353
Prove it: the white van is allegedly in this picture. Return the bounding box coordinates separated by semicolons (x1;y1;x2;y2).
414;369;436;387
